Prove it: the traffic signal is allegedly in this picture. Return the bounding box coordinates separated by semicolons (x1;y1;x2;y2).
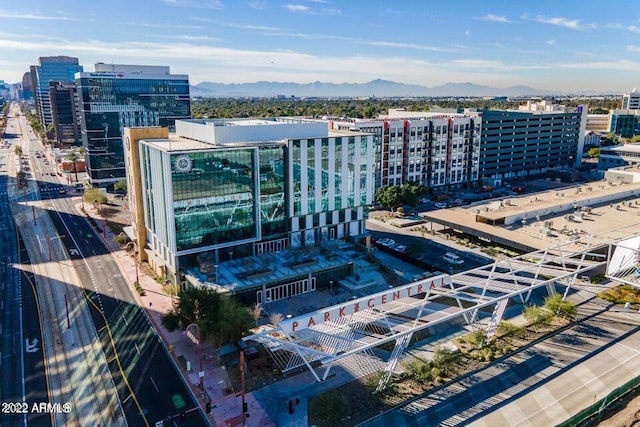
288;400;294;414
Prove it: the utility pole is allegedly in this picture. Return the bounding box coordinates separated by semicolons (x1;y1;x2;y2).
240;350;247;423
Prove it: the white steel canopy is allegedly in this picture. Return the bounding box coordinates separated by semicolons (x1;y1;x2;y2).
246;237;609;389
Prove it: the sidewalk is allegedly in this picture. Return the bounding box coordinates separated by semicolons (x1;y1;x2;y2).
77;201;274;427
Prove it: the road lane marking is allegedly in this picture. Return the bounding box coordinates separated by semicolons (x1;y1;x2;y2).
149;376;159;393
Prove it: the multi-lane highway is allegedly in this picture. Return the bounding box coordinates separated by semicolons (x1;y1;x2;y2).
10;104;208;426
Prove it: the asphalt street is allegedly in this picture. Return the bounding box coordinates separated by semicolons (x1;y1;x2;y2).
0;117;50;427
24;120;207;425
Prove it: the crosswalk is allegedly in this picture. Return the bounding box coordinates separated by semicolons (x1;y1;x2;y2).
39;186;64;193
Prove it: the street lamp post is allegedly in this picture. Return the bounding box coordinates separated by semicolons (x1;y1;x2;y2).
185;323;203;389
329;280;334;296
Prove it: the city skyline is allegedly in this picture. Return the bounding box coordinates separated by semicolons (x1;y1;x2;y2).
1;0;640;93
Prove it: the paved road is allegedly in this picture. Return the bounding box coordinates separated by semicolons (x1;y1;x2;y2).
22;114;207;426
359;291;640;426
0;114;50;427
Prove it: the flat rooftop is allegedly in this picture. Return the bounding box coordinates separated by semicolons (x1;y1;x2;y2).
423;180;640;252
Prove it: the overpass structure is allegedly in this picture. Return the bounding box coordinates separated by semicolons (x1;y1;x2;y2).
247;228;640;391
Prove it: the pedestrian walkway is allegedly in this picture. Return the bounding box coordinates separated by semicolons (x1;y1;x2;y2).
77;201;275;427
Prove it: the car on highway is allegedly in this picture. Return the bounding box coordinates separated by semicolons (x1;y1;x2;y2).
435;202;448;209
58;189;66;194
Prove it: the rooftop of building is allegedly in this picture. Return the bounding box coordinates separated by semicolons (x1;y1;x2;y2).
422;179;640;252
611;109;640;115
136;119;370;152
601;143;640;153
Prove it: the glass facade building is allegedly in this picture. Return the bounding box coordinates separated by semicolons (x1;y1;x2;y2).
49;81;81;145
31;56;83;127
129;119;374;277
76;64;190;186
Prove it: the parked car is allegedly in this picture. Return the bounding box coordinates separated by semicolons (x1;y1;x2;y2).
435;202;448;209
443;252;464;265
376;238;396;247
394;245;408;254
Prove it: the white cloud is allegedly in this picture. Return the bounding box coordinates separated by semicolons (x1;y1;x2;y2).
608;23;640;34
283;3;341;15
556;60;640;72
260;29;462;52
284;4;311;13
131;22;204;29
262;31;352;41
627;45;640;52
475;14;512;23
160;0;222;8
547;39;556;45
175;35;221;42
364;40;462;53
225;22;283;31
465;29;470;36
0;11;78;21
247;0;266;9
530;15;593;30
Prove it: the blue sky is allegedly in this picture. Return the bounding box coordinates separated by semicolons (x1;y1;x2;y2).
1;0;639;92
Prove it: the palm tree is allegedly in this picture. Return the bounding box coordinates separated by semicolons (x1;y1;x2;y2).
65;147;85;183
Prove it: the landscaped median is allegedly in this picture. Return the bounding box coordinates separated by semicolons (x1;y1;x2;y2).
309;293;578;427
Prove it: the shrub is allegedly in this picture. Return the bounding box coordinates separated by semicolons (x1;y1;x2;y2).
543;293;577;319
523;305;553;328
162;311;180;331
497;321;527;340
467;330;486;347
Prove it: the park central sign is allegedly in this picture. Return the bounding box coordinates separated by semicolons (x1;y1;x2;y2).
278;274;451;334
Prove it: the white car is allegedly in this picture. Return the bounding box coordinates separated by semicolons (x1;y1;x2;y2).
376;238;396;247
443;252;464;265
435;202;448;209
394;245;408;253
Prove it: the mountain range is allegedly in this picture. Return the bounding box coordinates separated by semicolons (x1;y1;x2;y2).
190;79;562;98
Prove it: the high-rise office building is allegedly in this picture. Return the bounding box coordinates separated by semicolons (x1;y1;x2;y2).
49;81;81;146
76;63;191;186
21;72;33;101
30;56;83;126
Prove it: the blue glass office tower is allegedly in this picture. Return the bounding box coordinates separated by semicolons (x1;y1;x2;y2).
76;63;190;187
31;56;83;126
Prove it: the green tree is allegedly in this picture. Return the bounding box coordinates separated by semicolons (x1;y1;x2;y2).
173;287;253;350
46;123;56;139
14;145;22;156
375;185;402;210
587;147;601;158
65;148;85;183
114;179;128;194
631;135;640;143
83;188;108;211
